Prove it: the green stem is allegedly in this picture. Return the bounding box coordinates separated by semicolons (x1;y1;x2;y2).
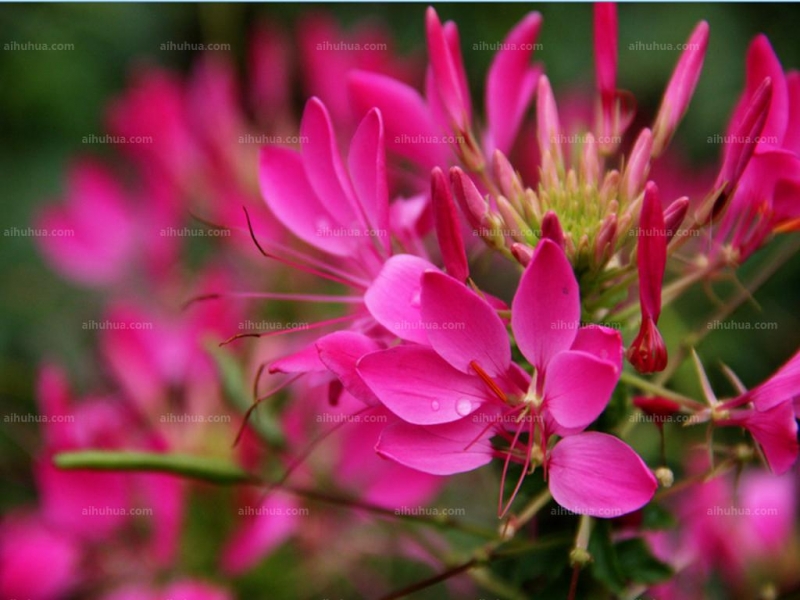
54;450;260;485
618;371;704;410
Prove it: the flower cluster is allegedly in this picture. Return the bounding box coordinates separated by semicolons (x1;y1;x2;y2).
11;4;800;600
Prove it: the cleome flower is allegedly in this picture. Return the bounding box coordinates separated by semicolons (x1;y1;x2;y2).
355;240;657;517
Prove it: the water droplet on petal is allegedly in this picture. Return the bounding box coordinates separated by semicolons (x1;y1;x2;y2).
410;291;421;308
431;400;440;411
456;398;472;416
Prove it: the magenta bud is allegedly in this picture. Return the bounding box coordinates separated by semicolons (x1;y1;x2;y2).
511;242;534;266
621;128;653;202
536;75;564;167
663;196;689;242
540;211;566;248
432;167;469;281
450;167;489;231
627;317;668;373
652;21;710;156
493;150;524;203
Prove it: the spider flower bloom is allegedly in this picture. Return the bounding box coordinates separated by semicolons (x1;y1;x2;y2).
711;35;800;262
358;240;656;517
627;182;668;373
349;7;541;172
696;350;800;474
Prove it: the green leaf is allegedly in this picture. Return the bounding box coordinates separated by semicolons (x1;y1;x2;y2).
205;341;284;447
588;519;626;594
641;502;677;530
614;538;673;585
54;450;260;485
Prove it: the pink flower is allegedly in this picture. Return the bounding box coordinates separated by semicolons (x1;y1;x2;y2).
0;512;80;600
709;350;800;474
36;159;137;286
350;7;541;172
358;240;656;516
713;35;800;260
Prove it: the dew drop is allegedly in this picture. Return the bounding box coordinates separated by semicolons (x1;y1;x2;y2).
431;400;440;411
456;398;472;416
410;291;421;308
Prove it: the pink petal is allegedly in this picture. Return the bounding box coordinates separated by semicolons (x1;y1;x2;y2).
746;349;800;412
348;70;446;169
269;341;327;374
0;513;80;600
739;403;799;475
431;167;469;281
316;331;383;406
571;325;624;372
548;432;657;517
348;108;390;253
486;12;542;154
511;239;580;373
258;146;352;256
421;270;510;376
783;72;800;154
364;254;438;344
715;78;773;200
544;351;619;430
35;160;136;286
299;98;360;229
729;35;789;149
375;407;499;475
357;345;490;425
221;491;298;574
426;7;469;129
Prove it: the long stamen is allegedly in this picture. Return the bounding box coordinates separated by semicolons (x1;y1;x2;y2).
182;291;364;311
219;314;359;347
499;410;534;518
242;206;369;289
470;360;508;403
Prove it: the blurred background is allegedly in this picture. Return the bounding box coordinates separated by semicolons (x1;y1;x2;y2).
1;2;800;592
